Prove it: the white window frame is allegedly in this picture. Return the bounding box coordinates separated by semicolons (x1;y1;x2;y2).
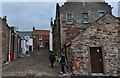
39;35;42;40
66;13;73;24
98;11;104;17
82;13;89;23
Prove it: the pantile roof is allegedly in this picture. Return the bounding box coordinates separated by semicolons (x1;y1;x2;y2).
33;30;50;35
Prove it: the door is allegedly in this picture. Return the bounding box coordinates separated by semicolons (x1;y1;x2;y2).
29;46;32;51
46;43;49;49
90;47;104;73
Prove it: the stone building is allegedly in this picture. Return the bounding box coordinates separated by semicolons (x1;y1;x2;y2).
0;17;2;63
10;27;21;60
51;3;61;55
0;17;21;63
118;17;120;76
33;30;50;51
1;16;10;63
51;1;120;76
9;27;21;60
68;14;119;76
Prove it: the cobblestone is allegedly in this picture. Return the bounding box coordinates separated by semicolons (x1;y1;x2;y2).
2;50;60;76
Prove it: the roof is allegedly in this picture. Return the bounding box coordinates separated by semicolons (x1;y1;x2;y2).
17;31;33;38
17;31;32;33
33;30;50;35
66;0;104;2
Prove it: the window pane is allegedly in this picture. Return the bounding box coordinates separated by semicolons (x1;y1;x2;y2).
39;42;43;47
99;12;104;17
67;13;73;23
82;13;89;23
39;35;42;40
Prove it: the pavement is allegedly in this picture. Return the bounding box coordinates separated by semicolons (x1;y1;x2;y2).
2;50;61;76
2;50;117;78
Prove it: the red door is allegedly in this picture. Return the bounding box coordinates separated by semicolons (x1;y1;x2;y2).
90;47;104;73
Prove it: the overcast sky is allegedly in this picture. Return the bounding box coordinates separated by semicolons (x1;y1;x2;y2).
1;1;119;31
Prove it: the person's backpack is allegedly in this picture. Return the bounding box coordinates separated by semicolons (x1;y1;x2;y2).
60;56;66;65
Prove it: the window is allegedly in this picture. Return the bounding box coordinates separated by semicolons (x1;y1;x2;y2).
82;13;89;23
66;13;73;24
39;42;43;47
99;11;104;17
39;35;42;40
25;36;29;40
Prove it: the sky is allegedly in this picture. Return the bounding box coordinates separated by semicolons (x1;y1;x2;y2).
0;0;119;31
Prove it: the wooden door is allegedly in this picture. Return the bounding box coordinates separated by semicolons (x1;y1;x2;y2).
90;47;104;73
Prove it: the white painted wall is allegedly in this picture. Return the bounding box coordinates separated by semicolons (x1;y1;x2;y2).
21;39;27;55
27;39;33;51
27;39;33;46
49;27;53;51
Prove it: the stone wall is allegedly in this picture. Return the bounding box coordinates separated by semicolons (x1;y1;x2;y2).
33;35;49;51
69;14;119;76
0;17;2;63
2;18;10;63
52;3;61;55
0;32;1;77
118;21;120;75
42;35;49;49
13;34;18;60
60;2;112;46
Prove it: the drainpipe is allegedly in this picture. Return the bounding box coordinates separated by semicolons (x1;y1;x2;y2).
64;42;71;72
8;30;11;62
63;44;68;72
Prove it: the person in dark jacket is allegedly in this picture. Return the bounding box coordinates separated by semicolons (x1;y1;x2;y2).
60;53;66;75
49;52;55;68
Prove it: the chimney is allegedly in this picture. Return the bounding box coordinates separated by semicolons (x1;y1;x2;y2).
2;16;7;20
33;27;35;31
50;18;53;27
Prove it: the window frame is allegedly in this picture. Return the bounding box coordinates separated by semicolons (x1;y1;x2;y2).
82;13;89;23
66;13;73;24
39;41;43;47
98;11;104;17
39;35;42;40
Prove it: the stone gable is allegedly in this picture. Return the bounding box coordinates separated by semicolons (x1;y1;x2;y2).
60;2;112;46
69;14;119;76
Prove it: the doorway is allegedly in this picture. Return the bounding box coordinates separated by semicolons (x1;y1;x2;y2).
90;47;104;74
29;46;32;51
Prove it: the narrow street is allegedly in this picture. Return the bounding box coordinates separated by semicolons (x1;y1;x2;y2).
2;50;60;76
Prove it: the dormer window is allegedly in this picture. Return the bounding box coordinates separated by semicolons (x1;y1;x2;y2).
99;11;104;17
82;13;89;23
66;13;73;24
25;36;29;40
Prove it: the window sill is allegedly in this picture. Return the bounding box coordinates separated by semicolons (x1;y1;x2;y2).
39;46;43;47
81;22;91;24
66;22;74;25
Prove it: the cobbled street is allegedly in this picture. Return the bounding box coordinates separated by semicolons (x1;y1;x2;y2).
2;50;60;76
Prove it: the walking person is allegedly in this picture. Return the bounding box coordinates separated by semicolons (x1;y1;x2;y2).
49;51;55;68
60;53;66;75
